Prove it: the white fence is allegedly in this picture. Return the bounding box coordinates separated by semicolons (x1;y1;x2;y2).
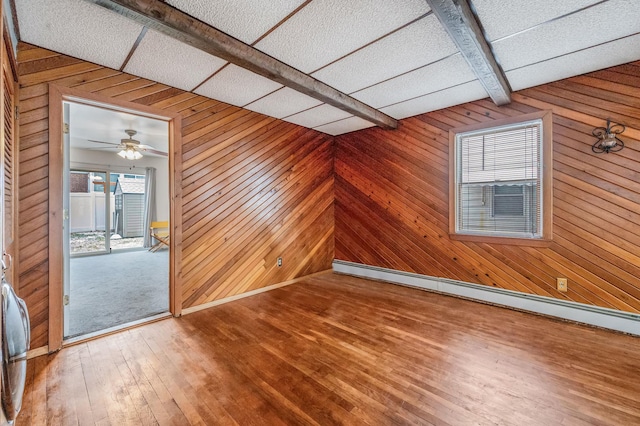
70;192;116;233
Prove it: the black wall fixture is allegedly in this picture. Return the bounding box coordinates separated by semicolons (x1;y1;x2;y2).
592;119;625;153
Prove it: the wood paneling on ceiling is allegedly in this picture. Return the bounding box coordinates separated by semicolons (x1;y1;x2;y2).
335;60;640;314
17;42;334;348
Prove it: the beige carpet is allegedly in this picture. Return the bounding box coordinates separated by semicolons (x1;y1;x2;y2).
67;249;169;337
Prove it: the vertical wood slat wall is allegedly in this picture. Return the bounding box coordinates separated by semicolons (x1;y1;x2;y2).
335;60;640;314
1;31;17;287
17;43;334;348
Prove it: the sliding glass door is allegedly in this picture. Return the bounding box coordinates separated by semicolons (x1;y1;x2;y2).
69;169;112;255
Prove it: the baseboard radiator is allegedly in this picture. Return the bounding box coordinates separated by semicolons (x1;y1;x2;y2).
333;260;640;337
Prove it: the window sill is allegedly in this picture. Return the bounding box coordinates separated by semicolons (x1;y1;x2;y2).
449;233;552;247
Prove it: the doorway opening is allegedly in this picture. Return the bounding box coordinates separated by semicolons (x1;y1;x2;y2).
63;101;171;339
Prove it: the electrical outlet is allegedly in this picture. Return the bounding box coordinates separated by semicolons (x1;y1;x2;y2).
277;257;282;267
557;277;568;292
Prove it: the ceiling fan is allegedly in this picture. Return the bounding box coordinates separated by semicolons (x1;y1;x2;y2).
88;129;168;160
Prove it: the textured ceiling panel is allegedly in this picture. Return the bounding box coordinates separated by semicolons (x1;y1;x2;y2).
15;0;143;70
472;0;600;42
283;104;352;128
244;87;323;119
507;33;640;91
312;14;457;93
493;0;640;71
380;80;487;119
254;0;430;73
194;64;283;107
314;116;376;136
16;0;640;135
352;54;476;108
165;0;307;44
125;30;227;92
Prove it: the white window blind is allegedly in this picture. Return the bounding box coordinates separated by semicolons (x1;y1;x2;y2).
455;119;543;238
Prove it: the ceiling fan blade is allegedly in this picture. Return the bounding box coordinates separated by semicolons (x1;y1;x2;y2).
86;147;119;150
138;145;168;157
146;148;168;157
86;132;167;158
87;139;119;146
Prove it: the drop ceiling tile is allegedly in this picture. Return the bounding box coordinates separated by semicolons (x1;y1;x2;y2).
507;33;640;91
283;104;352;128
493;0;640;71
165;0;307;44
380;80;487;120
472;0;600;42
314;116;376;136
15;0;143;70
254;0;430;73
352;54;476;108
244;88;323;119
124;30;226;92
194;65;283;107
312;14;457;93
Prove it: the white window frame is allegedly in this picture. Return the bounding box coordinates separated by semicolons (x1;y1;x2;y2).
448;110;553;246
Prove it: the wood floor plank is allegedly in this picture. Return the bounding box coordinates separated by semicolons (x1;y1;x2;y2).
19;273;640;425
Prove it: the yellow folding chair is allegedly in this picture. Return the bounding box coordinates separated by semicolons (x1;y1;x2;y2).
149;221;170;252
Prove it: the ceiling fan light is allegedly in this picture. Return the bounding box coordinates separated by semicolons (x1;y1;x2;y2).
118;147;143;160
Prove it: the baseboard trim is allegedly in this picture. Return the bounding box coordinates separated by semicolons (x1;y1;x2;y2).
333;260;640;337
182;269;333;316
27;346;48;359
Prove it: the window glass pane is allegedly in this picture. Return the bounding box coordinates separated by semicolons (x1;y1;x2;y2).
494;185;524;217
92;172;106;192
456;119;543;239
494;197;524;216
460;124;539;184
70;172;89;193
110;173;119;193
494;185;523;195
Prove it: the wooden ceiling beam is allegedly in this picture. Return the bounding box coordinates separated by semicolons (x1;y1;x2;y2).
426;0;511;105
85;0;398;130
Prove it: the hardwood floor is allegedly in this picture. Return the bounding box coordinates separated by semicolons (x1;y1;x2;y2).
19;273;640;425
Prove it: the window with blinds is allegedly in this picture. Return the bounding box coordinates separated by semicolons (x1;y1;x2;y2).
453;118;545;239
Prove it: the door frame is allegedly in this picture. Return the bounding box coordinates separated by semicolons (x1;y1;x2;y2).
48;84;183;351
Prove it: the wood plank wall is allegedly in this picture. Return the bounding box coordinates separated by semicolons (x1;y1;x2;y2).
335;60;640;314
17;43;334;348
